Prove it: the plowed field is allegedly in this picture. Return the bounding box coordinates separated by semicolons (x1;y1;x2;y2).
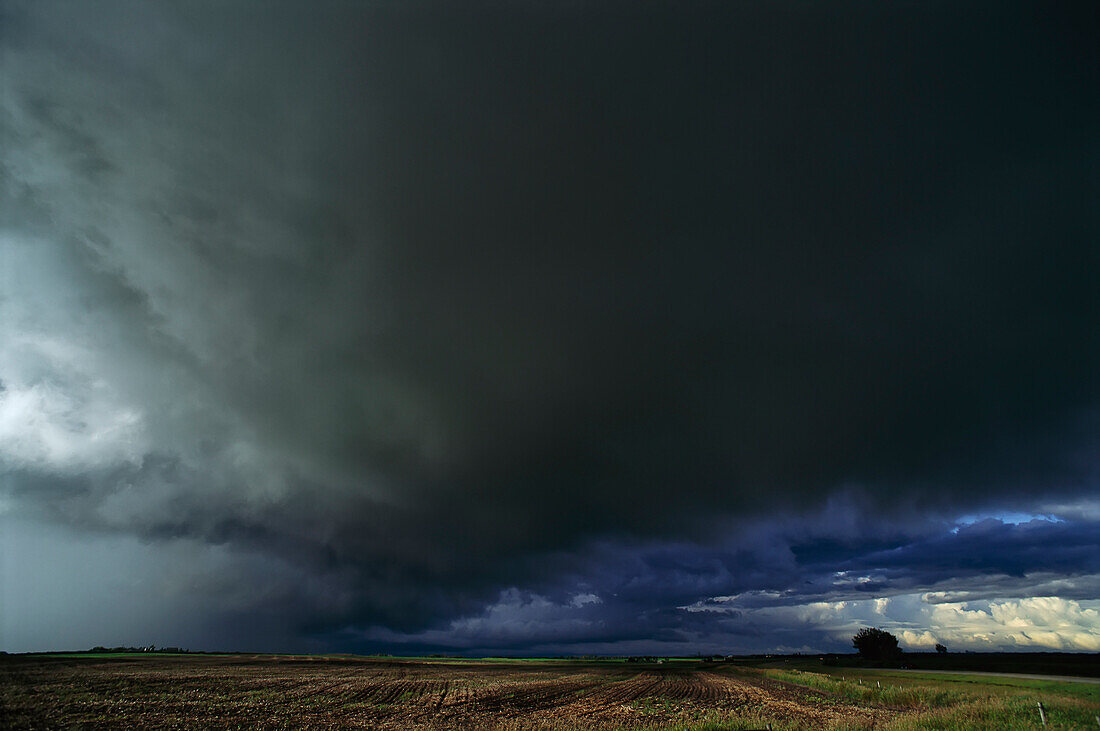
0;654;903;729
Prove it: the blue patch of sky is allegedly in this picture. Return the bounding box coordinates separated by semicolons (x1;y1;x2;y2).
951;511;1065;534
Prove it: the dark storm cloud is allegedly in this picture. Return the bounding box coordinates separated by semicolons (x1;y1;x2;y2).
333;510;1100;654
1;1;1097;651
848;518;1100;584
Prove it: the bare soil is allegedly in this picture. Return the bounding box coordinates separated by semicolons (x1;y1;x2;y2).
0;654;900;729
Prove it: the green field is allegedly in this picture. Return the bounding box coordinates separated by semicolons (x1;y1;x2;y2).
726;658;1099;729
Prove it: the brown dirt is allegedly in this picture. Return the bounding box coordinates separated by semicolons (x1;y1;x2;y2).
0;655;900;729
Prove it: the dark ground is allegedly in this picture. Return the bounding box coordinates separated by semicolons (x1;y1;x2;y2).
0;653;893;729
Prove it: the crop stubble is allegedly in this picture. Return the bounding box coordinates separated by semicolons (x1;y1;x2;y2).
0;655;898;729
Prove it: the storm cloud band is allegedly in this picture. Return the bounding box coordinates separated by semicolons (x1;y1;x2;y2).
1;0;1097;653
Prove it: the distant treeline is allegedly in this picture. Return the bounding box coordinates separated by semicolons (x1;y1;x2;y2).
87;646;191;654
820;651;1100;677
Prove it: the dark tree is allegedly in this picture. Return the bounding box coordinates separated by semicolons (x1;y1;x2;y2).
852;627;902;661
935;643;947;654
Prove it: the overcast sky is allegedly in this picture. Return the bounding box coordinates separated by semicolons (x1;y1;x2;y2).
1;0;1097;655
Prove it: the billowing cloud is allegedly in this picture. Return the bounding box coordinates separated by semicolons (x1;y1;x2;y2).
0;1;1097;653
683;593;1100;653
